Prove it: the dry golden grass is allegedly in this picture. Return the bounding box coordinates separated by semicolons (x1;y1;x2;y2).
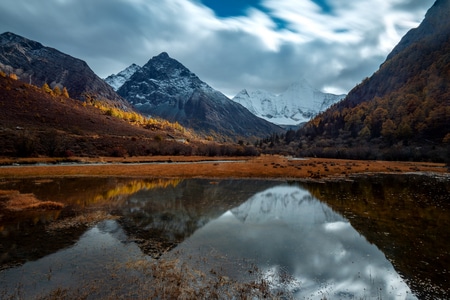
0;190;64;211
0;155;447;180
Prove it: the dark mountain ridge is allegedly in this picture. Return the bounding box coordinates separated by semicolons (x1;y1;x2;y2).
343;0;450;108
0;74;195;157
272;0;450;162
116;52;284;140
0;32;131;109
0;73;264;158
386;0;450;61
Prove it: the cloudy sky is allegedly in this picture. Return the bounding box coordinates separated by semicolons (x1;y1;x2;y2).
0;0;434;96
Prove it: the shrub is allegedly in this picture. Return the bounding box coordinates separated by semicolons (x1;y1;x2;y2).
110;147;127;157
14;132;36;157
40;130;61;157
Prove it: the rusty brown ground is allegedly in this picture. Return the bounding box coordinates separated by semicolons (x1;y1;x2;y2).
0;155;447;179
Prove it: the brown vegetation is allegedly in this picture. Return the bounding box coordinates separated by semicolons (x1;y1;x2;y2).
0;74;190;157
119;255;293;299
284;7;450;163
1;254;293;299
0;190;64;211
0;74;260;158
0;155;446;180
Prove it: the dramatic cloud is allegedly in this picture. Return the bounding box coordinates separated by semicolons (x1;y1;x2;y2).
0;0;434;96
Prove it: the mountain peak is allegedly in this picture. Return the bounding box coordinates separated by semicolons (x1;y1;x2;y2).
386;0;450;61
143;51;188;75
0;31;43;49
115;53;283;139
0;32;131;109
118;53;213;109
296;0;450;161
1;31;26;41
285;79;317;96
150;52;177;67
237;89;249;97
233;80;345;127
135;51;201;85
155;52;170;59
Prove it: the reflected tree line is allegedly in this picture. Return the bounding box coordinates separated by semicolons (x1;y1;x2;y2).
302;174;450;299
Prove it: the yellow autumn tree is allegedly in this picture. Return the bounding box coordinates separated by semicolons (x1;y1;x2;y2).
381;119;397;143
53;86;61;96
62;87;69;98
42;83;52;94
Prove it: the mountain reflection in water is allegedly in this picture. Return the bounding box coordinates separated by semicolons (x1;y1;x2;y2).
0;175;448;299
302;174;450;299
173;184;416;299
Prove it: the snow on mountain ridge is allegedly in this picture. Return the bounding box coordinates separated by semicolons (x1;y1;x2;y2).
231;185;344;226
122;53;228;109
104;63;141;91
107;52;283;138
232;80;346;127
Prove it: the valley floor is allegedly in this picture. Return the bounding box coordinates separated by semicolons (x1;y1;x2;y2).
0;155;447;180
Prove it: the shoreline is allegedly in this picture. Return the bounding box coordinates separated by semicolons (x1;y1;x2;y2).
0;155;447;180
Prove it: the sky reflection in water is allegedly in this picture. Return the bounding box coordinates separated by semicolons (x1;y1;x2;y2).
174;185;416;299
0;178;431;299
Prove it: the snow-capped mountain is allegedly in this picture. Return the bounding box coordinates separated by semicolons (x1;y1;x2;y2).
104;63;141;91
231;185;344;226
212;184;415;299
113;52;283;139
232;79;345;127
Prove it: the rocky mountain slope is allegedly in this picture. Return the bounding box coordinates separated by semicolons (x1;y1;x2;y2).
104;63;141;91
341;0;450;108
293;0;450;162
0;74;192;157
232;80;345;127
0;32;131;109
112;52;283;140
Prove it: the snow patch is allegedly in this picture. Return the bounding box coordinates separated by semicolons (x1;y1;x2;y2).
232;79;346;126
104;63;141;91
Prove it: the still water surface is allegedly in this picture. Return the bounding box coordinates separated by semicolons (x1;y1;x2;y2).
0;175;448;299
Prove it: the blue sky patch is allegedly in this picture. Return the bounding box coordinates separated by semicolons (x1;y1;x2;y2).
311;0;333;14
200;0;289;29
200;0;263;17
201;0;333;17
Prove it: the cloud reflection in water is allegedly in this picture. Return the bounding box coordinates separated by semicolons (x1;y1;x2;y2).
177;184;417;299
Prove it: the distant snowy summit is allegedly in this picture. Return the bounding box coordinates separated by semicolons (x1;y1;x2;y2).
104;63;141;91
103;52;283;139
232;79;345;127
103;54;342;135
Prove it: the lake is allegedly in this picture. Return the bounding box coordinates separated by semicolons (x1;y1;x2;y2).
0;174;449;299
